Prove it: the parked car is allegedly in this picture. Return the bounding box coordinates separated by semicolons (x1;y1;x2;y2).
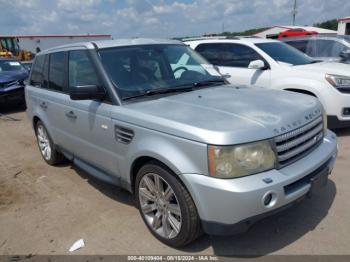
278;28;318;39
21;60;33;72
0;57;28;103
282;35;350;64
26;39;337;247
186;37;350;129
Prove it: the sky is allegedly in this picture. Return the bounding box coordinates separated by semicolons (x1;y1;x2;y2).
0;0;349;38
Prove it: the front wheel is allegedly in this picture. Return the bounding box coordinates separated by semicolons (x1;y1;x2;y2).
135;162;202;247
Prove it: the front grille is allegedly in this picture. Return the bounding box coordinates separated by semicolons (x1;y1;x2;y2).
275;116;324;167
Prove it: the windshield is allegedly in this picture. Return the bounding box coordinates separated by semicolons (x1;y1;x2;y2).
98;44;223;100
256;42;315;66
0;60;26;72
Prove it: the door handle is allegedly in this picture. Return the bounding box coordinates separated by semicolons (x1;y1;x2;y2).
39;102;48;109
65;111;77;119
222;73;231;78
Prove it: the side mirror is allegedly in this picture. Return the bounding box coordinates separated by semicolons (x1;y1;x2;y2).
69;85;106;101
340;50;350;60
248;59;267;70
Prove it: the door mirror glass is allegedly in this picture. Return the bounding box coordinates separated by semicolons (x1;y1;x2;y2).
248;59;266;70
69;85;105;100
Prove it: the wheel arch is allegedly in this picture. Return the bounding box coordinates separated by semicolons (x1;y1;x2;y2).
284;88;317;97
130;156;180;194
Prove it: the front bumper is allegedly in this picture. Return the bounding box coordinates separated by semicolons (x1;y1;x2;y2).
322;87;350;127
180;131;337;235
0;85;25;100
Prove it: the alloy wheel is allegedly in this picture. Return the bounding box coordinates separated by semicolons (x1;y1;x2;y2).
139;173;182;239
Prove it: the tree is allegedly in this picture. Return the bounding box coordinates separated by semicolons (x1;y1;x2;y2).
313;19;338;31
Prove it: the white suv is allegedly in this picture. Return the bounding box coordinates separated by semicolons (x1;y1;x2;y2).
185;37;350;128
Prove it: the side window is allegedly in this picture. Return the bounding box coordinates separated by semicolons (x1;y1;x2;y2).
223;44;263;68
49;52;66;92
30;55;45;86
315;40;346;57
330;41;347;57
68;50;100;87
195;43;225;66
285;40;309;54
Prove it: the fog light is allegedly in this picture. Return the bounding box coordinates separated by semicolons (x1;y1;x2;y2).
263;193;273;206
262;192;277;208
343;108;350;116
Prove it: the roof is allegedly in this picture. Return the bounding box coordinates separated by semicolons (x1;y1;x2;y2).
39;38;183;54
254;25;337;35
183;37;276;45
0;57;15;61
280;34;350;42
0;34;111;39
338;17;350;22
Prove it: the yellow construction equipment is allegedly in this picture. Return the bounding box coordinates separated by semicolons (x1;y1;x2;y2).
0;36;33;61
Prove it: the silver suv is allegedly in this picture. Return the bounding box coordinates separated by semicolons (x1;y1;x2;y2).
282;35;350;64
26;39;338;247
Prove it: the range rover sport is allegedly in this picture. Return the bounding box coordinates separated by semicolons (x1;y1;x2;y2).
26;39;337;247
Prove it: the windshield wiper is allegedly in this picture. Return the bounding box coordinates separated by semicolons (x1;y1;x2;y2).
122;78;225;101
193;78;226;87
309;60;323;64
122;86;193;101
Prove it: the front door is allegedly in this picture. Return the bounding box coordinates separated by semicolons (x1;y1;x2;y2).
64;50;120;177
195;43;271;88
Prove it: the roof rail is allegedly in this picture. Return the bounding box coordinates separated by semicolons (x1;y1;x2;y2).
182;36;240;41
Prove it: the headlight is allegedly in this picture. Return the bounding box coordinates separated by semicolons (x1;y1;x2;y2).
325;74;350;89
208;140;276;179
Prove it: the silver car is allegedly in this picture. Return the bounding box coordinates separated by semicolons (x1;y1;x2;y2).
25;39;338;247
282;35;350;64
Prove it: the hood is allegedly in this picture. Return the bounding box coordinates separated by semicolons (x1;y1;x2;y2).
0;70;28;83
116;86;322;145
293;61;350;76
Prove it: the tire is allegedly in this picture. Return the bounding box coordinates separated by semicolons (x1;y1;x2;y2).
135;162;202;247
35;120;64;165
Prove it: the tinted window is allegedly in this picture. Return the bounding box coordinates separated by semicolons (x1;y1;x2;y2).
285;40;309;53
222;44;262;67
195;43;225;65
256;42;314;66
30;55;45;86
69;50;100;87
49;52;65;92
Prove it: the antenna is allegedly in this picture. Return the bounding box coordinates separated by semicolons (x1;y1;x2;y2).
292;0;297;25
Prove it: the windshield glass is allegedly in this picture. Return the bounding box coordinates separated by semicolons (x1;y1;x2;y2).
98;44;223;100
256;42;315;65
0;60;26;72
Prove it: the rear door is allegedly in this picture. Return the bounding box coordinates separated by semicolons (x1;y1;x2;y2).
195;43;271;87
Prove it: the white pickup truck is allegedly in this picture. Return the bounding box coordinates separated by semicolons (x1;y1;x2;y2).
186;37;350;128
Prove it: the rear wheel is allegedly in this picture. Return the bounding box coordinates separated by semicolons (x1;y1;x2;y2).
135;162;202;247
35;120;64;165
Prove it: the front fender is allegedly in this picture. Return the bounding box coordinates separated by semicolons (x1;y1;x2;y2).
123;131;208;183
272;77;328;106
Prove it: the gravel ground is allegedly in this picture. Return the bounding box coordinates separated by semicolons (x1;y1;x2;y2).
0;103;349;256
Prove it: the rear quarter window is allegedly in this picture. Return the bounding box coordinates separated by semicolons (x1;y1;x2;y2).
49;52;66;92
30;55;45;86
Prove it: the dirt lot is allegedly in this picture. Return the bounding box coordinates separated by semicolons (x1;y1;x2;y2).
0;103;350;256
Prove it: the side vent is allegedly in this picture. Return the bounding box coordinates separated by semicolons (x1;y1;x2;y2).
115;125;134;144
